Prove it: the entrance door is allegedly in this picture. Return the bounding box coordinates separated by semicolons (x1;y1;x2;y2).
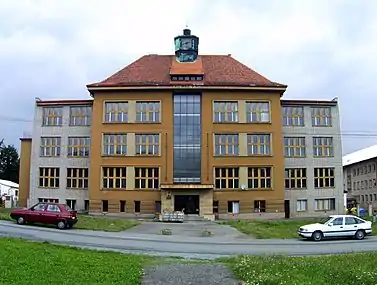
284;200;290;219
174;195;200;214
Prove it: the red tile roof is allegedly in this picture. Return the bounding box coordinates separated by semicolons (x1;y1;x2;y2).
87;55;286;89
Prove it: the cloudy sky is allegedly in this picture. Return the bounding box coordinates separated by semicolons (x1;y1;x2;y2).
0;0;376;155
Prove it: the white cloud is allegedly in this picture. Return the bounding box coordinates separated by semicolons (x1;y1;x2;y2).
0;0;377;152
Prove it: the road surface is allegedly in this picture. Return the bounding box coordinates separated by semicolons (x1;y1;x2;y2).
1;220;377;259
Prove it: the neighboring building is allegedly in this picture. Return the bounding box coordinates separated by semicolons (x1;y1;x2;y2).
343;145;377;210
18;28;344;219
0;179;19;199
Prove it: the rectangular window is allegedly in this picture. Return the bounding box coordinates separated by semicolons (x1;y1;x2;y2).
69;106;92;126
120;200;126;212
213;101;238;123
284;137;306;157
42;107;63;126
102;167;127;189
38;198;59;203
102;200;108;212
214;168;239;189
246;101;270;123
67;137;90;157
66;168;89;189
254;200;266;213
84;200;89;211
313;137;333;157
38;167;60;188
214;134;239;156
40;137;61;156
135;134;160;155
213;201;219;213
314;168;335;188
315;198;336;211
285;168;307;189
104;102;128;123
311;106;332;127
66;199;76;210
103;134;127;155
282;106;304;126
247;134;271;155
296;200;307;212
136;101;160;122
135;167;159;189
247;167;272;189
134;201;141;213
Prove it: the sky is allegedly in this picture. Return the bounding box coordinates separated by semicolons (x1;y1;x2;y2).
0;0;376;155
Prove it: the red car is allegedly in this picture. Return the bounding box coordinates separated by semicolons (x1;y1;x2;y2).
10;202;78;229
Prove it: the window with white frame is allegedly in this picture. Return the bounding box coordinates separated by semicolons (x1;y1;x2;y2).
246;101;270;123
247;134;271;155
314;198;335;211
136;101;160;122
213;101;238;123
296;200;307;212
214;134;239;155
40;137;61;156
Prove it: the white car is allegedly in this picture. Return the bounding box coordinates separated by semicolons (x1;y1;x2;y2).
297;215;373;241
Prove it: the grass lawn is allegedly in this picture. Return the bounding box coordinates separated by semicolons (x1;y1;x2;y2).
0;237;151;285
221;218;377;239
224;253;377;285
0;208;140;232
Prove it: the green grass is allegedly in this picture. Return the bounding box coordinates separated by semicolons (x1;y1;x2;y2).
221;218;377;239
0;208;140;232
222;253;377;285
0;237;151;285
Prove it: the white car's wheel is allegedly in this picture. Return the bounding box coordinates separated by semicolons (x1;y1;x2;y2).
355;230;365;240
312;231;323;242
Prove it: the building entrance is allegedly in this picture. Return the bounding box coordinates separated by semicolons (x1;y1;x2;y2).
174;195;199;215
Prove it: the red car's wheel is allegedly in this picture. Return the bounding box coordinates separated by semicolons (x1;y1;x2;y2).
16;216;25;225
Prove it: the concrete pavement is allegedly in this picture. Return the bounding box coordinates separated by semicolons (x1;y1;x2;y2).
1;220;377;259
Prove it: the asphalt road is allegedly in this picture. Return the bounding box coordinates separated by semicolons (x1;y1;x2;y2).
1;220;377;259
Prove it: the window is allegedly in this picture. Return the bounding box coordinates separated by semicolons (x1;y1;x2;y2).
42;107;63;126
214;134;239;155
136;101;160;122
247;134;271;155
47;204;60;212
254;200;266;213
40;137;61;156
155;201;161;213
103;134;127;155
102;167;127;189
332;217;343;225
37;198;59;204
345;217;361;225
311;106;332;127
227;201;239;214
315;198;336;211
38;167;60;188
104;102;128;123
120;200;126;212
135;134;159;155
296;200;307;212
213;201;219;213
284;137;306;157
247;167;272;189
369;165;372;172
314;168;335;188
67;168;89;189
33;202;47;210
213;101;238;122
214;168;239;189
285;168;307;189
134;201;141;213
67;137;90;157
313;137;333;157
69;106;92;126
246;101;270;123
66;199;76;210
102;200;108;212
282;106;304;126
135;168;159;189
84;200;89;211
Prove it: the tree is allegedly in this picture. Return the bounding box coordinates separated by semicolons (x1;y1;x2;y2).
0;141;20;183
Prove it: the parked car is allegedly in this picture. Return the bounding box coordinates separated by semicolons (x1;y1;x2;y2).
298;214;372;241
10;202;78;229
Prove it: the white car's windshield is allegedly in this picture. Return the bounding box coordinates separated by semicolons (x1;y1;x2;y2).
319;217;333;225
